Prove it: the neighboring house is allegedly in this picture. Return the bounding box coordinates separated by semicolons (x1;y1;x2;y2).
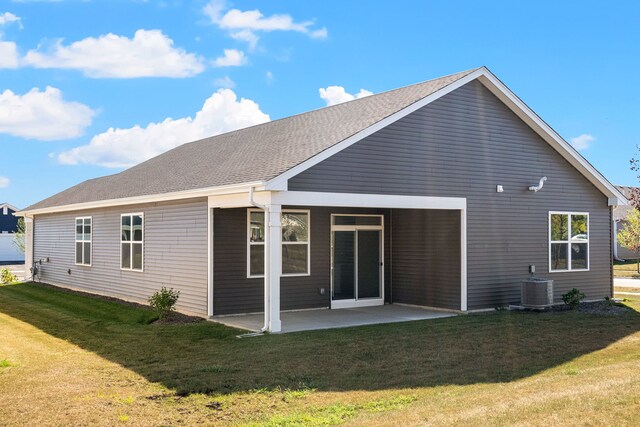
0;203;24;263
613;186;638;260
17;67;626;332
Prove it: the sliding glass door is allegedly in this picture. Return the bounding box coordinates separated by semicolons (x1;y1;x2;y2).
331;215;383;308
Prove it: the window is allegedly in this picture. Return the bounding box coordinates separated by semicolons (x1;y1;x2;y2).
247;209;310;277
549;212;589;272
75;217;92;266
248;211;265;277
281;211;310;275
121;213;143;271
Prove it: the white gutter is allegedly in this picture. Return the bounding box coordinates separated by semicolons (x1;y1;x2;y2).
249;187;270;332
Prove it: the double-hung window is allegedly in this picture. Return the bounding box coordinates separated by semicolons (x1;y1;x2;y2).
121;213;143;271
75;217;92;266
247;209;310;277
549;212;589;272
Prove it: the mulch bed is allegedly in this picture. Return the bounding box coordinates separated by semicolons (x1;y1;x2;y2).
546;300;631;316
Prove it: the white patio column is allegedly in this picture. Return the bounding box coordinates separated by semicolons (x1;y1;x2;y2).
266;204;282;332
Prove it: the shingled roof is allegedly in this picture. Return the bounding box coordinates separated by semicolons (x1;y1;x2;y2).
25;68;478;211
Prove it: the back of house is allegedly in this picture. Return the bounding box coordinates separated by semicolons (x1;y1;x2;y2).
18;67;626;331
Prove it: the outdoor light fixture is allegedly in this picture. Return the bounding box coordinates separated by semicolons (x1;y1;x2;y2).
528;176;547;192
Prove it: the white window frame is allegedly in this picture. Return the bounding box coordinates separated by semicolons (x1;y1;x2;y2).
75;216;92;267
247;209;266;278
247;208;311;278
120;213;144;272
548;211;590;273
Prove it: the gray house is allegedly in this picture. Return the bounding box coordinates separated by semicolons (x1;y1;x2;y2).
19;67;626;332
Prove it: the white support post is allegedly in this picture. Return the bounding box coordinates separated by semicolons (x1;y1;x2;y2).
460;208;468;311
262;209;271;330
207;208;214;317
267;204;282;332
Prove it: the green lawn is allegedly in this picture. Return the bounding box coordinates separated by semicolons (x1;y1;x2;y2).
614;259;640;278
1;282;640;426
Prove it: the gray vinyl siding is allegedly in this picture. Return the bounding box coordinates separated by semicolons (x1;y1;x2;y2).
391;210;461;309
33;198;208;316
213;206;390;315
289;80;612;310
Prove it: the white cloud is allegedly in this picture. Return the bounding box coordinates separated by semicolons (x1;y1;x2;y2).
23;29;205;78
0;176;9;188
213;48;247;67
213;76;235;88
0;41;19;68
204;0;327;48
0;12;20;26
569;134;595;151
230;29;259;51
319;86;373;106
0;86;95;140
309;28;328;39
58;89;270;168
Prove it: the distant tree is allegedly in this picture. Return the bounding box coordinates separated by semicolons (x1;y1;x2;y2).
629;152;640;208
12;218;25;253
617;209;640;273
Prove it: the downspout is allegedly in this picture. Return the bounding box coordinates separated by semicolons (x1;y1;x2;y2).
249;187;270;332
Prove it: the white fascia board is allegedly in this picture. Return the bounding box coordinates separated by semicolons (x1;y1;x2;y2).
209;190;466;210
475;71;627;206
264;68;486;191
17;181;267;217
271;191;466;210
209;191;272;209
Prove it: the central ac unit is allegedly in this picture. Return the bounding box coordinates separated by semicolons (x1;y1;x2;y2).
521;279;554;308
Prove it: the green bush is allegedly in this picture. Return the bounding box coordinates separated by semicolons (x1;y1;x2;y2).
562;288;585;310
148;287;180;319
1;268;17;284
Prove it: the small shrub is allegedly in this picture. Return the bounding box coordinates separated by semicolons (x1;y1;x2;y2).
148;287;180;320
562;288;585;309
1;268;17;284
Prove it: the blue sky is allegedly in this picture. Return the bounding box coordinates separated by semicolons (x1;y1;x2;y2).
0;0;639;208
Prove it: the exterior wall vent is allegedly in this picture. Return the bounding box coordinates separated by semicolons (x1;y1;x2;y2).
521;279;553;308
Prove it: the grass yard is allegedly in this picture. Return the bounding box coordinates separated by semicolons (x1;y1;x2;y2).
614;259;640;278
1;282;640;426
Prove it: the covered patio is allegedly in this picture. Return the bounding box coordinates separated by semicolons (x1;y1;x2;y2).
212;304;457;333
208;190;467;332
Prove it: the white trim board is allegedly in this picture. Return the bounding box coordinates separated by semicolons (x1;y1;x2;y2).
273;191;467;210
17;182;267;217
209;191;467;210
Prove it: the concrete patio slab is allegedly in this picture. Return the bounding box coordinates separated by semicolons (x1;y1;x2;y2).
211;304;456;333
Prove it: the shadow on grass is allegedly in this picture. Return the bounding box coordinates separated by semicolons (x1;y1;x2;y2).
1;282;639;396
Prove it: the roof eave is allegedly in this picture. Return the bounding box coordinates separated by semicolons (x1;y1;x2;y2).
16;181;267;217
